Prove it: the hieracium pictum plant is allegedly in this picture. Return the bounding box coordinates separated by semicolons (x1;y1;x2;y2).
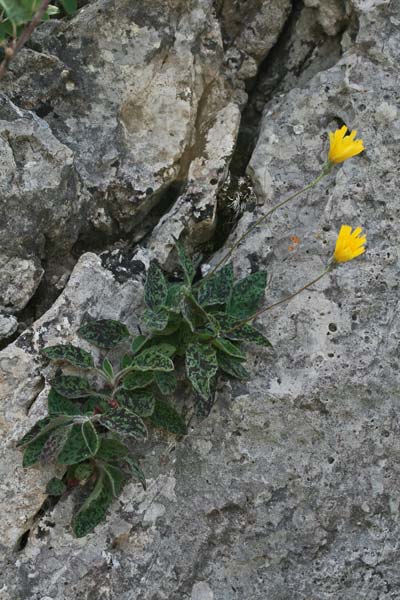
17;126;366;537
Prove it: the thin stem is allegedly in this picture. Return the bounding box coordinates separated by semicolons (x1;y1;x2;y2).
200;164;331;285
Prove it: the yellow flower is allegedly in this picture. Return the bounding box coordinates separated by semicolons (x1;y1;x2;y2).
328;125;365;164
333;225;366;263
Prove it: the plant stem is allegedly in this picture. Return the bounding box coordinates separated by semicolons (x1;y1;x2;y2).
200;163;332;285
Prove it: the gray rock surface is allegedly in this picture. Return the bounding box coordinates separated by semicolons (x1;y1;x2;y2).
0;0;400;599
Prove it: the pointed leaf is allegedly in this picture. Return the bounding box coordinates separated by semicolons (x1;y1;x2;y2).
149;398;187;435
123;370;154;390
212;338;246;360
155;371;177;395
214;312;272;347
227;271;267;319
17;415;70;448
131;335;149;355
185;343;218;400
42;344;94;369
198;263;234;306
103;464;125;496
100;407;147;440
60;0;77;15
175;240;195;285
46;477;67;496
52;374;91;399
102;358;114;380
145;261;168;310
82;421;100;455
115;389;155;417
48;389;82;416
78;319;129;349
96;438;129;461
217;351;250;380
72;471;114;537
124;457;146;490
132;348;174;372
143;308;169;332
57;424;93;465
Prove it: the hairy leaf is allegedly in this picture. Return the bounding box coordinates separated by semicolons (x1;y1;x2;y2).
185;343;218;400
57;424;93;465
22;431;53;467
165;283;185;312
48;389;82;416
123;370;154;390
175;240;195;285
102;358;113;380
42;344;94;369
198;263;234;306
212;338;246;360
143;307;169;332
115;389;155;417
103;464;125;496
149;398;187;435
72;471;114;537
145;261;168;310
100;407;147;440
154;371;177;395
132;348;174;372
17;415;69;447
46;477;67;496
52;374;91;399
78;319;129;349
217;351;250;380
214;313;272;347
227;271;267;319
96;438;129;461
124;457;147;490
40;426;70;465
82;421;100;455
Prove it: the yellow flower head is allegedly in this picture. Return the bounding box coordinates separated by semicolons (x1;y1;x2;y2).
328;125;365;164
333;225;366;263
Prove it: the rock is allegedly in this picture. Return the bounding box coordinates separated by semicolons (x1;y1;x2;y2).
0;254;43;314
0;313;18;341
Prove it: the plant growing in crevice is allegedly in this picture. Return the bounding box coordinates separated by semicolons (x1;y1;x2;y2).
17;126;366;537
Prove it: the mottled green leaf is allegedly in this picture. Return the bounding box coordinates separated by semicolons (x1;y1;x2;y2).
115;389;155;417
17;415;69;448
149;398;187;435
214;312;272;347
42;344;94;369
102;358;114;380
103;464;125;496
198;263;234;306
149;343;176;357
57;424;93;465
100;407;147;440
154;371;177;395
46;477;67;496
40;426;70;465
78;319;129;349
132;348;174;372
82;421;100;455
123;370;154;390
52;374;91;399
165;283;185;312
145;261;168;310
48;389;82;416
143;307;169;332
72;471;114;537
124;457;146;490
217;351;250;380
175;240;195;285
22;431;53;467
227;271;267;319
185;343;218;400
96;438;129;461
212;338;246;360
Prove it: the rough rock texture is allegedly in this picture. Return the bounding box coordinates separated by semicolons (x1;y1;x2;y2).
1;0;400;599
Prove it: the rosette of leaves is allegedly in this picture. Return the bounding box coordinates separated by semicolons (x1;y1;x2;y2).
17;241;271;537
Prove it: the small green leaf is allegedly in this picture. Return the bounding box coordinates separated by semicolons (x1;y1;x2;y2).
124;457;146;490
96;438;129;461
57;424;93;465
185;343;218;400
42;344;94;369
60;0;77;14
48;389;82;416
100;407;147;440
46;477;67;496
198;263;234;306
72;471;114;537
52;374;91;399
131;335;149;355
175;240;195;285
82;421;100;455
143;308;169;332
103;464;125;496
73;462;94;483
227;271;267;319
149;398;187;435
212;338;246;360
132;348;174;372
102;358;114;380
115;389;155;417
217;351;250;380
144;261;168;310
155;371;177;395
78;319;130;349
123;370;154;390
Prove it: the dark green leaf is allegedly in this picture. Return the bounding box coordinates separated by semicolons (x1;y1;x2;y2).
57;424;93;465
17;417;52;447
42;344;94;369
83;395;111;415
131;335;149;355
73;462;94;482
144;261;168;310
46;477;67;496
115;389;155;417
82;421;100;455
149;398;187;435
102;358;113;380
48;389;82;416
175;240;195;285
123;370;154;390
212;338;246;360
22;431;53;467
198;263;234;306
155;371;177;395
185;343;218;400
143;308;169;332
40;426;70;465
214;313;272;347
149;343;176;357
72;471;113;537
165;283;185;312
100;407;147;440
124;457;146;490
227;271;267;319
60;0;77;15
78;319;129;349
52;374;91;399
96;438;129;461
103;464;125;496
217;351;250;380
132;348;174;372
